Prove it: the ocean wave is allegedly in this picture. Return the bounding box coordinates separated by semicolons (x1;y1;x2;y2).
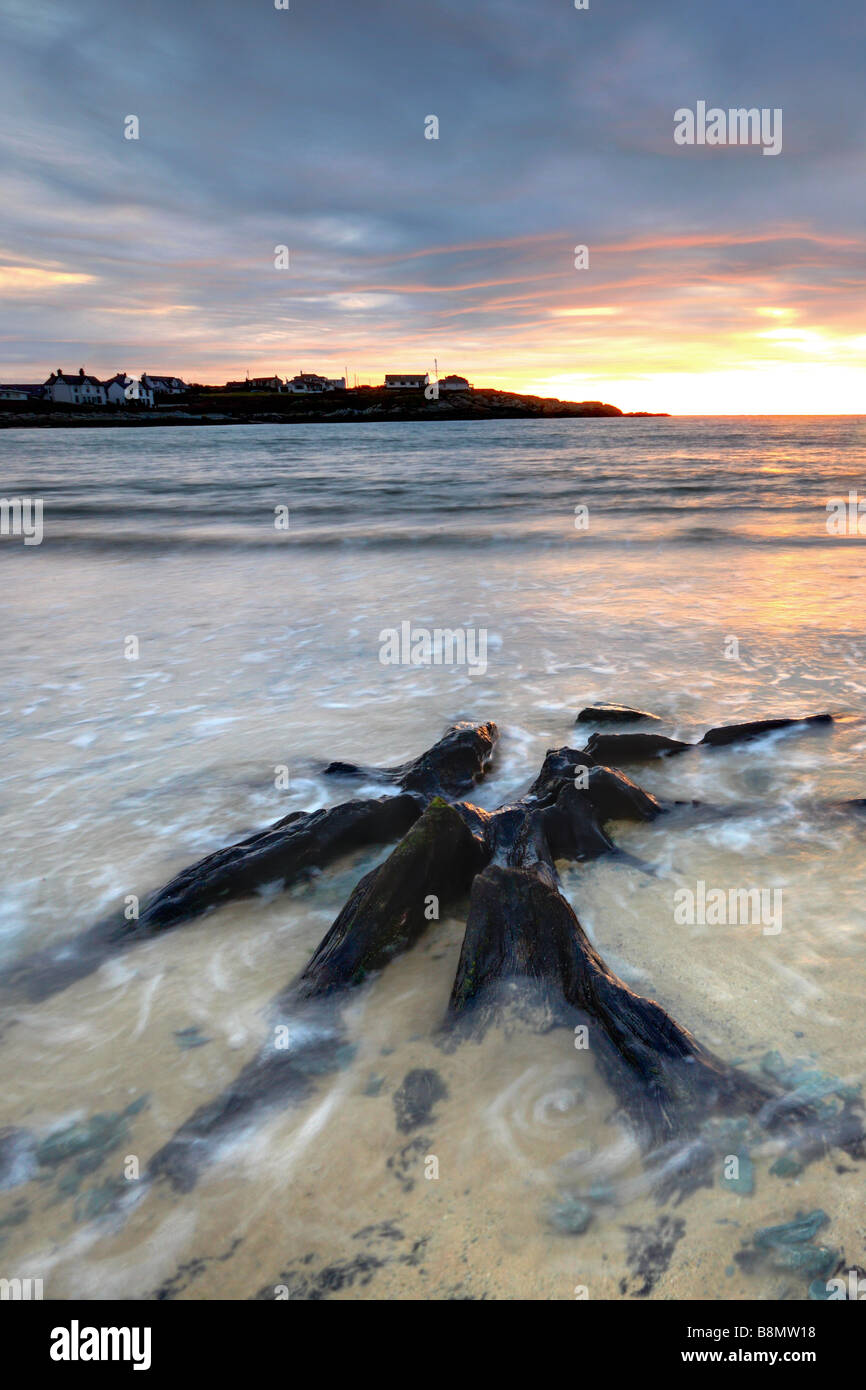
2;526;861;553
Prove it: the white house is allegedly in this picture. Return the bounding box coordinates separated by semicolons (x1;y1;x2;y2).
127;377;155;406
285;372;346;393
285;373;325;393
44;368;107;406
104;374;155;407
440;374;472;392
384;373;429;389
141;373;186;395
0;384;42;400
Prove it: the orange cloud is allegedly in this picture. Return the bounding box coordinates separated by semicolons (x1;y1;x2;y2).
0;264;94;291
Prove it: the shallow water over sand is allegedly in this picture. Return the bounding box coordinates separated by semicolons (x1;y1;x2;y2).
1;418;865;1299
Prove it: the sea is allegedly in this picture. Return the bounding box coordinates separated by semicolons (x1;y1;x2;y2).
0;414;865;1300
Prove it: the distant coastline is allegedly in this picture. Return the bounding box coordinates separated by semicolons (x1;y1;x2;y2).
0;385;667;428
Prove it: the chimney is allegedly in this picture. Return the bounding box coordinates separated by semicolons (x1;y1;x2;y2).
78;366;85;377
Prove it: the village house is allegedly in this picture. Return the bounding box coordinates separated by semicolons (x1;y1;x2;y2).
104;374;155;407
224;375;283;391
0;384;43;400
141;373;186;395
439;374;472;391
285;372;346;393
44;368;107;406
384;372;429;389
40;369;160;407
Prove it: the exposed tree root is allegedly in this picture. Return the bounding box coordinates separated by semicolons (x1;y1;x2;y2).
441;747;779;1151
698;713;833;748
0;723;496;1006
445;862;777;1148
293;798;485;1000
143;716;856;1193
148;998;348;1193
4;709;854;1199
149;798;484;1190
323;719;497;798
583;713;834;763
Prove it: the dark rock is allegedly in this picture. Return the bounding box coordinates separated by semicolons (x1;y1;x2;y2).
525;746;596;801
583;732;692;762
733;1247;762;1274
386;1135;429;1192
541;784;617;862
759;1051;860;1109
770;1154;804;1178
769;1245;839;1278
392;1069;449;1133
579;714;833;766
585;765;664;823
700;715;833;748
620;1216;687;1298
546;1195;594;1234
744;1209;840;1280
576;704;660;725
754;1209;829;1248
324;721;498;799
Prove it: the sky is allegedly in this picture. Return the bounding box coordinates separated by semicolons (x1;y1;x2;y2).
0;0;864;413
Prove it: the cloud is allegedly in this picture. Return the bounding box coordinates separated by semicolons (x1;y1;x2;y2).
0;264;94;290
0;0;863;408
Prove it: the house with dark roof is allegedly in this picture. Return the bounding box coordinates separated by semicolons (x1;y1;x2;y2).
285;372;346;393
384;373;429;389
141;373;186;395
224;375;284;391
44;368;107;405
440;374;473;391
104;374;155;407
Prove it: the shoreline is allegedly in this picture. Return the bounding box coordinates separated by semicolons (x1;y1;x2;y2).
0;385;668;428
0;413;667;428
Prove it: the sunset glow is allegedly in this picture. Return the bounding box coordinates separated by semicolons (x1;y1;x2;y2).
1;2;863;414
